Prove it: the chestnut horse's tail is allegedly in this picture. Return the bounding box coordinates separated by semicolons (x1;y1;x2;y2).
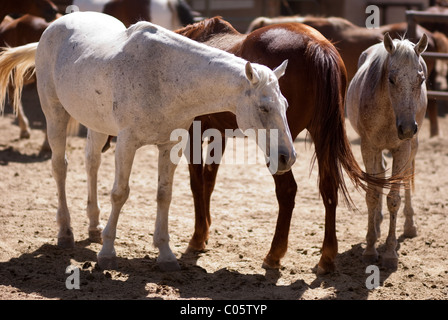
0;42;38;116
307;41;395;208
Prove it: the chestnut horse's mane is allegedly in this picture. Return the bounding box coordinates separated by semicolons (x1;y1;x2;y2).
176;16;241;44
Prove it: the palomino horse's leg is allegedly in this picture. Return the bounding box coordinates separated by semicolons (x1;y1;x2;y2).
403;158;417;238
97;133;137;269
154;143;180;271
361;143;385;263
44;103;74;248
85;129;108;243
262;170;297;269
383;142;415;269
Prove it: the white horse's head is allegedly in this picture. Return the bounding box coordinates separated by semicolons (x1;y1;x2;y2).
383;32;428;140
236;60;296;174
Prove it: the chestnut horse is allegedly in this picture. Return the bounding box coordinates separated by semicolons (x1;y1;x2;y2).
176;17;398;274
247;16;448;137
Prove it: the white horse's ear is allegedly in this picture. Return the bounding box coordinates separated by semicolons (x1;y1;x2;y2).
415;33;428;56
383;32;395;54
245;62;260;85
273;59;288;79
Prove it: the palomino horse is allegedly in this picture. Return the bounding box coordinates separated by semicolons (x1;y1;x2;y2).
346;33;428;269
0;12;295;271
0;0;58;23
176;17;400;273
247;16;448;137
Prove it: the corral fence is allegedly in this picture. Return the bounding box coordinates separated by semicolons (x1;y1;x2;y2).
407;10;448;101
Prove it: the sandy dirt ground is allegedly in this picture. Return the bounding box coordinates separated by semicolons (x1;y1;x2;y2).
0;85;447;300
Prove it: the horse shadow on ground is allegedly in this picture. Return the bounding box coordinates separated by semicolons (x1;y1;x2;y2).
0;240;307;300
0;236;406;300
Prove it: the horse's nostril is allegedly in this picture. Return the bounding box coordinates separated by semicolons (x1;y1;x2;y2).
279;154;288;166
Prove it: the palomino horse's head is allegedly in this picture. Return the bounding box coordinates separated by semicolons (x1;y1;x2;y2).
383;32;428;140
236;60;296;175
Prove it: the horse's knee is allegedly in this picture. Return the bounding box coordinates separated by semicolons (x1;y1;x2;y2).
387;192;401;213
366;188;381;207
156;185;172;207
111;185;130;206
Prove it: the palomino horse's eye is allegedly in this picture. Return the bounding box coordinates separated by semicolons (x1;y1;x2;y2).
388;76;395;85
259;105;269;113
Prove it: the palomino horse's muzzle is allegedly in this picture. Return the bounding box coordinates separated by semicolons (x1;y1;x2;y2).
397;120;418;140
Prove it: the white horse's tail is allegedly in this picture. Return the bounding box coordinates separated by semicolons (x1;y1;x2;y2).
0;42;80;138
0;42;38;116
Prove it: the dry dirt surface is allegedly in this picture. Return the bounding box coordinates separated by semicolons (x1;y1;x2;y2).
0;85;447;301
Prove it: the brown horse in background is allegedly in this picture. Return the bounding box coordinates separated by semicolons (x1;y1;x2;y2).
0;0;59;143
247;16;448;137
176;17;399;274
0;0;58;23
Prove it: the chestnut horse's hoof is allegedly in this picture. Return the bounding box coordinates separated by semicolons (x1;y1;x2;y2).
262;255;281;269
316;258;336;275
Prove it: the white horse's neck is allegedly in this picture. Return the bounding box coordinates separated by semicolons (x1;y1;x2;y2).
125;22;250;120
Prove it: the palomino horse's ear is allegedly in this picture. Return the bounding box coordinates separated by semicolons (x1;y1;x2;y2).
414;33;428;56
273;59;288;79
245;62;260;85
383;32;396;54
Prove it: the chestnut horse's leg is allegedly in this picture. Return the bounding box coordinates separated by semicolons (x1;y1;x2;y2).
427;98;439;137
262;169;297;269
316;179;338;274
187;134;226;252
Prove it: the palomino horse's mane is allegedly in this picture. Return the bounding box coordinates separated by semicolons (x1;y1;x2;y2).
363;38;426;93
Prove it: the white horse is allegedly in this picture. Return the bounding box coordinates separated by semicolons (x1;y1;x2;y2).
346;32;428;269
0;12;295;271
72;0;196;30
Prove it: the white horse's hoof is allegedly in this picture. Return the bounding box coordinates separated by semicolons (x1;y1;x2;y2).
89;227;104;243
58;234;75;248
97;255;118;270
157;260;181;272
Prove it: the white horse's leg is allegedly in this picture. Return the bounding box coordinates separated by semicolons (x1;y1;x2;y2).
97;133;137;269
44;103;73;248
154;143;180;271
85;130;108;243
361;142;385;263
